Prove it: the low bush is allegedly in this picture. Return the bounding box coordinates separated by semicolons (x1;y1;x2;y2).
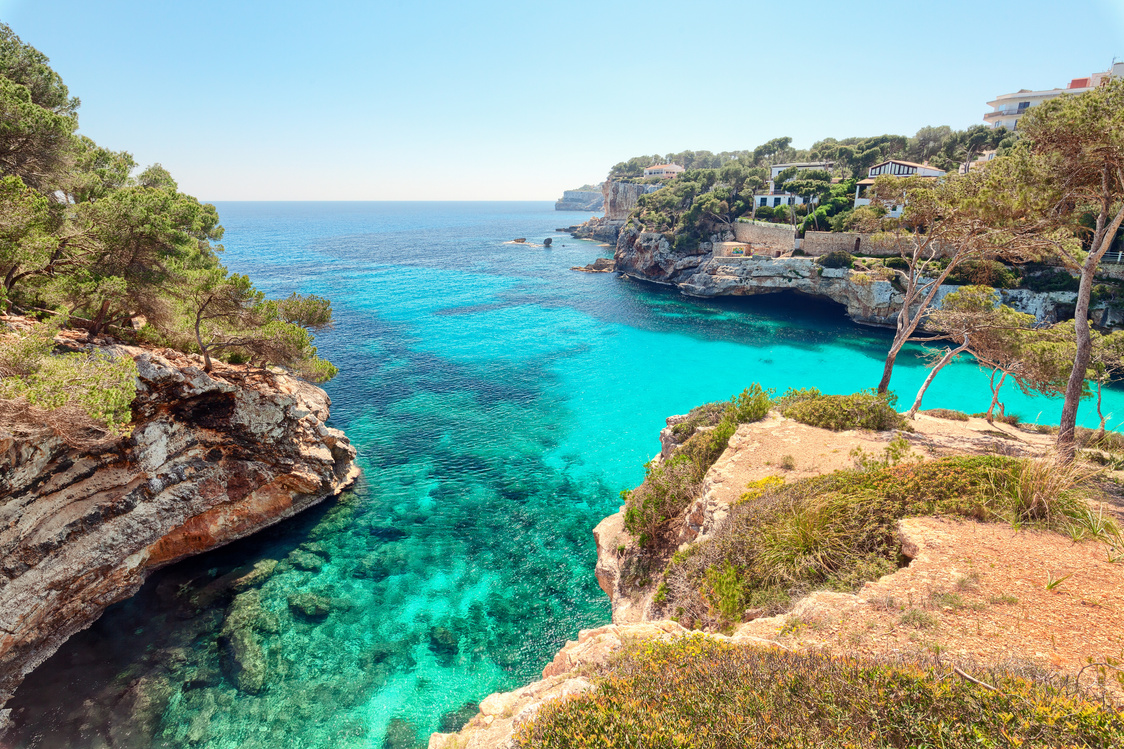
517;637;1124;748
776;387;907;432
1025;267;1081;293
0;321;137;434
669;401;727;440
623;385;772;545
945;258;1021;289
817;250;853;269
921;408;969;421
971;411;1021;426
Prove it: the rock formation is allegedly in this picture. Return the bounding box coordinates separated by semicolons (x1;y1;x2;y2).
570;257;615;273
614;227;1093;328
566;181;662;245
0;339;358;727
553;190;604;212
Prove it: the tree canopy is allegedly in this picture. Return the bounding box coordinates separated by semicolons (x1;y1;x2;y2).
0;18;338;440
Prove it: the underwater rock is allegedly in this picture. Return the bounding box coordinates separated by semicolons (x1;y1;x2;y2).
231;559;279;592
222;629;266;694
222;590;280;636
367;525;407;541
287;549;325;572
438;700;480;732
428;626;459;665
383;717;421;749
107;673;174;749
298;541;329;559
287;593;332;621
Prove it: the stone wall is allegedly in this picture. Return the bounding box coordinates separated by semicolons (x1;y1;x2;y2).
802;231;899;257
732;221;795;256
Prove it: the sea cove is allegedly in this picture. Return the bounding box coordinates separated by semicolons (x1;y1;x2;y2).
8;202;1123;748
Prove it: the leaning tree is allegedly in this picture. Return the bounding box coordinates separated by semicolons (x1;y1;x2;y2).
1018;77;1124;460
863;168;1053;395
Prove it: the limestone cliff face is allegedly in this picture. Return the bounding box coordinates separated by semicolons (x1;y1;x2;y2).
554;190;603;212
0;342;358;725
602;181;657;221
615;229;1087;328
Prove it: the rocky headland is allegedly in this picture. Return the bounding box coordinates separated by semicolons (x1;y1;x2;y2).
0;328;358;728
610;225;1113;328
554;190;604;212
432;410;1124;748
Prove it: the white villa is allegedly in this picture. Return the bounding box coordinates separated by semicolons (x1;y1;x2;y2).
643;163;685;178
854;160;947;218
984;62;1124;130
755;161;834;208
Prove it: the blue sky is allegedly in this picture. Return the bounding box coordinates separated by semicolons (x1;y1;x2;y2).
2;0;1122;200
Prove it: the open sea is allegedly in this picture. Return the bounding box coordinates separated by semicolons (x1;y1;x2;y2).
7;201;1122;748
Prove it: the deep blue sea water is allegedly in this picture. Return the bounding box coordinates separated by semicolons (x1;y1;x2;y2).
8;202;1122;748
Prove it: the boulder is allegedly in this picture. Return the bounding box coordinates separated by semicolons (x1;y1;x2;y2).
288;593;332;621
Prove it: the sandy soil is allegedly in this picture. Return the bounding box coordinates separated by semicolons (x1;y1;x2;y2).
715;412;1124;700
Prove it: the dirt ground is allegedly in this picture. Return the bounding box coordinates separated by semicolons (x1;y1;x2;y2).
708;411;1057;508
716;412;1124;700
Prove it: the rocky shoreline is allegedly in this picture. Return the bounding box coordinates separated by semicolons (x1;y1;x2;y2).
0;334;358;729
610;224;1109;328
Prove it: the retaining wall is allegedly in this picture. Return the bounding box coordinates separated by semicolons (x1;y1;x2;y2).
733;221;796;255
802;231;900;257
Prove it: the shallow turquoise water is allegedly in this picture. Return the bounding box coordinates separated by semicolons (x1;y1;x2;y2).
8;202;1122;748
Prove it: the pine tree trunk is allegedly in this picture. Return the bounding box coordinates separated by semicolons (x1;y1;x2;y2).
908;338;970;417
1057;255;1098;461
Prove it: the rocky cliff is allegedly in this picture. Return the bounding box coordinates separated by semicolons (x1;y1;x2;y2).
554;190;604;212
615;227;1098;328
565;181;663;245
0;338;358;727
602;181;658;221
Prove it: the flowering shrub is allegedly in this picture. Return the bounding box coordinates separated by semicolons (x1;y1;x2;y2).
516;637;1124;748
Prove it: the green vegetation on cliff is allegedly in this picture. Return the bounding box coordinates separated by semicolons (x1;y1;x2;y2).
0;23;337;435
624;387;1121;631
517;637;1124;748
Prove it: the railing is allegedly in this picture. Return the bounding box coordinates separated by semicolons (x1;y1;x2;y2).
1102;251;1124;265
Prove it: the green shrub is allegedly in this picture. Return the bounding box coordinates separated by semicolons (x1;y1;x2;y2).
945;259;1021;289
0;322;137;434
1025;267;1080;292
817;250;854;269
921;408;970;421
776;387;906;432
883;256;909;271
516;637;1124;748
661;454;1116;629
624;385;773;543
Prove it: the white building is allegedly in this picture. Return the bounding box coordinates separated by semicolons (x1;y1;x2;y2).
984;62;1124;130
959;149;998;174
643;163;685;178
755;161;834;208
854;160;947;218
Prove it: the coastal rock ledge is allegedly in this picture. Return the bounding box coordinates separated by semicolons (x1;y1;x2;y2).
0;342;359;727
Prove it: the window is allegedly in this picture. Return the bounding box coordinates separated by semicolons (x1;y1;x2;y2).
759;197;767;206
788;197;795;205
773;197;781;207
1017;101;1030;112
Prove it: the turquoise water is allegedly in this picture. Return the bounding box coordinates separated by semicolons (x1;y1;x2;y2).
8;202;1122;748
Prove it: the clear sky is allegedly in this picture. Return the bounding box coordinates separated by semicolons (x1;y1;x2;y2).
1;0;1122;201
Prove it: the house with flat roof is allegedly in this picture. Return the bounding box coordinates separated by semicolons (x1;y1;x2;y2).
755;161;834;208
984;62;1124;130
854;160;947;218
643;163;685;178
